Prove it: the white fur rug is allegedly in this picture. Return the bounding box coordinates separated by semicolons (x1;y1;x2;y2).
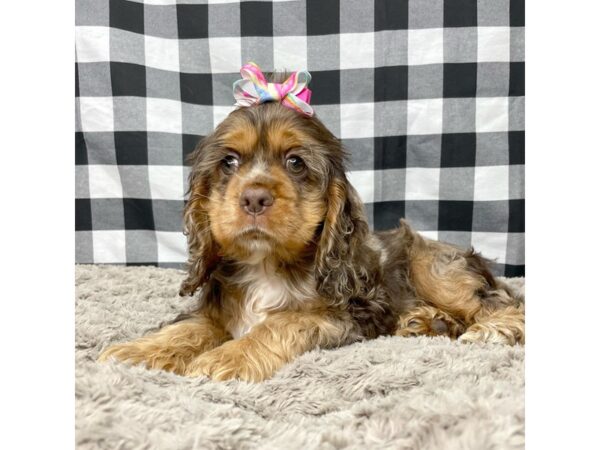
76;265;524;450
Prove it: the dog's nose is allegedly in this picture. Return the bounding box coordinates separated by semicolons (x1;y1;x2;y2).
240;187;274;215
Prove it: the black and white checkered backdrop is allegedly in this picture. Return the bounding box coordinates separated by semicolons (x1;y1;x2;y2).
75;0;525;277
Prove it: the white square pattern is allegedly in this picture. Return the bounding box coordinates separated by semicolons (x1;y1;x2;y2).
408;28;444;65
474;166;509;201
146;98;182;133
340;32;375;69
419;230;439;241
340;102;374;139
471;232;508;263
76;26;110;63
148;166;184;200
209;38;242;73
213;105;236;128
144;35;180;72
347;170;375;203
407;98;444;135
273;36;308;71
405;168;440;200
477;27;511;62
93;230;126;263
476;97;509;132
78;97;114;132
156;231;187;262
88;165;123;198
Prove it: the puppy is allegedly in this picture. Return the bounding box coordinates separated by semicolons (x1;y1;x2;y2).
99;93;524;382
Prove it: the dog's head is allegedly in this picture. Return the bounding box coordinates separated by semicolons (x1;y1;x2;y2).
180;100;370;303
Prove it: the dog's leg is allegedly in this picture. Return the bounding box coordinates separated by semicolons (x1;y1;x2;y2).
458;304;525;345
185;310;357;382
408;238;490;321
400;221;524;345
98;312;231;375
395;305;466;339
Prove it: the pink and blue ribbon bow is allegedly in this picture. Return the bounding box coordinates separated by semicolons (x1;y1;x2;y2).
233;62;314;117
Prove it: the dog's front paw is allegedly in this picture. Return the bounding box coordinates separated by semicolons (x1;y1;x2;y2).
98;340;190;374
99;342;150;365
185;339;278;382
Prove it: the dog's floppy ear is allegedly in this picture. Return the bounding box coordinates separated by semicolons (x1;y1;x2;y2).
179;137;220;297
315;173;372;305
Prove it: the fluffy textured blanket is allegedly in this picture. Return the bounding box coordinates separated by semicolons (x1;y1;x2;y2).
75;265;525;450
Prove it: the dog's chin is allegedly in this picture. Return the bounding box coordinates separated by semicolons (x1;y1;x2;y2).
233;226;276;262
237;224;274;239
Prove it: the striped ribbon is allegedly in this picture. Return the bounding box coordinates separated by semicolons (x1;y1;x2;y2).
233;62;314;117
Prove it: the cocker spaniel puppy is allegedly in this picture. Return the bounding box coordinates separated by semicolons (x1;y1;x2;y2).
100;67;524;382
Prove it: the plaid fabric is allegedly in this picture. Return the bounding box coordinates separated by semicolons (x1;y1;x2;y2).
75;0;525;276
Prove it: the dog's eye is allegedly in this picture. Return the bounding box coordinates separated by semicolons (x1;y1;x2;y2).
221;154;240;174
285;155;306;175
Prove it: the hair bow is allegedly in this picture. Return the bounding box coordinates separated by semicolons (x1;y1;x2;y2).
233;62;314;117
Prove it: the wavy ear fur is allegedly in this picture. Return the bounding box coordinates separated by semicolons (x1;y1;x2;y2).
315;173;375;305
179;137;221;297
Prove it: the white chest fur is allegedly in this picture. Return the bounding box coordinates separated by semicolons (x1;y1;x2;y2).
225;262;314;339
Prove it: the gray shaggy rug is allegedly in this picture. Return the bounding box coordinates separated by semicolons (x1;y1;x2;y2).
76;265;525;450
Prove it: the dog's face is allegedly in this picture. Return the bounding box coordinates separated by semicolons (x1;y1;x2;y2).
180;102;370;299
201;103;333;263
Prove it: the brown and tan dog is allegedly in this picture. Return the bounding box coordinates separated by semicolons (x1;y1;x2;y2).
100;94;524;382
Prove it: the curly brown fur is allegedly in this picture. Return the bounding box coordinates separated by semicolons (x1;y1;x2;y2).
100;93;524;382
